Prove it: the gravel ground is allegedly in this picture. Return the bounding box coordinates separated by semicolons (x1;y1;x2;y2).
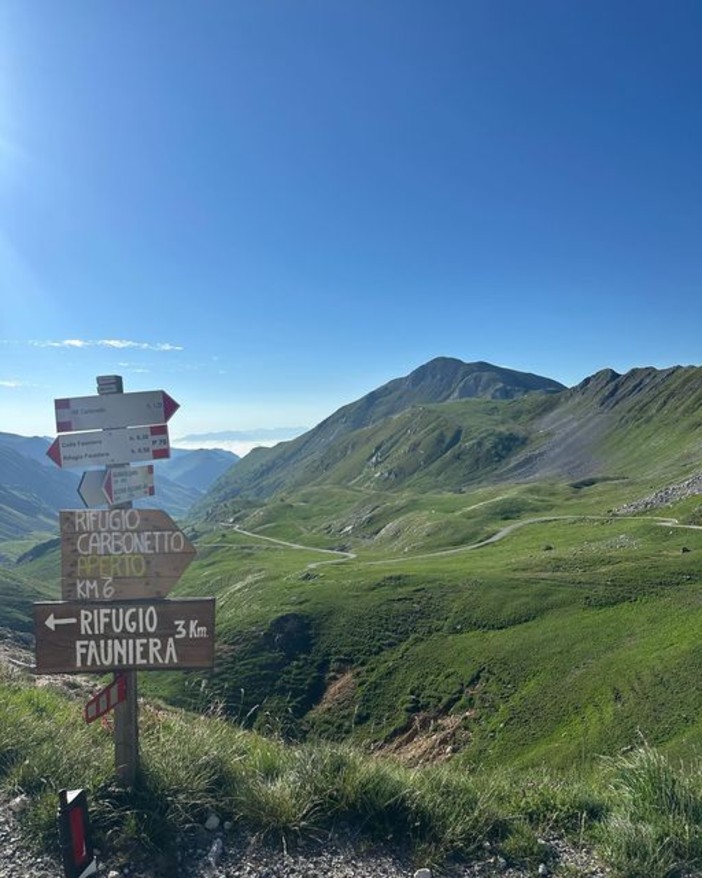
0;790;611;878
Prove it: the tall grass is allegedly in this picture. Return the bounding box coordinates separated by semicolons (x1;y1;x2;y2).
600;744;702;877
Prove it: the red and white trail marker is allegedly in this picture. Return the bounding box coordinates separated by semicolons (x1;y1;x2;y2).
84;674;127;724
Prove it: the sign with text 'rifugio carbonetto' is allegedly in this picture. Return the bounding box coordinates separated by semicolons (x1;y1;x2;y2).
60;508;196;601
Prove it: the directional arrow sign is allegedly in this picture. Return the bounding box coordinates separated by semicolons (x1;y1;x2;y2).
45;612;79;631
104;465;155;505
34;598;215;673
47;425;170;469
60;508;196;601
77;471;109;508
78;466;155;508
54;390;179;432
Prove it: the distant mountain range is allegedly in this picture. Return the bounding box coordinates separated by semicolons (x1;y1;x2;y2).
199;357;702;509
177;428;308;443
0;439;79;543
0;432;239;547
159;447;240;491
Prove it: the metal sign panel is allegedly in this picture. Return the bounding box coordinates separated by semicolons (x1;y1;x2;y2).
104;465;155;505
60;508;196;601
34;598;216;673
77;466;156;508
47;425;170;469
55;390;179;432
77;471;108;508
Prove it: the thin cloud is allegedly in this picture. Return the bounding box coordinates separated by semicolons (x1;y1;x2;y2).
117;363;151;373
29;339;183;351
0;380;26;388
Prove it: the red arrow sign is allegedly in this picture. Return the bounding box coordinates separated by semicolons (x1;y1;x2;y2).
54;390;179;432
47;425;170;469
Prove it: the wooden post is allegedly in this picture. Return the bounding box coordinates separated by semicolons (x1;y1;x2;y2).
97;375;139;787
114;669;138;786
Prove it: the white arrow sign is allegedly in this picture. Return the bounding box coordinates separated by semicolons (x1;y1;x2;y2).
78;471;109;507
47;425;170;469
55;390;179;432
34;599;215;673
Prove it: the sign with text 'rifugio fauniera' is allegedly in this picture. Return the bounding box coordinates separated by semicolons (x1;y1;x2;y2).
34;598;215;673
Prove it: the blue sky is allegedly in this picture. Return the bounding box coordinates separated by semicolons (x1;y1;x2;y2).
2;1;701;448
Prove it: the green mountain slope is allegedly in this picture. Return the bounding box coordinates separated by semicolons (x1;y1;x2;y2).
0;444;76;554
501;365;702;484
200;358;565;507
200;362;702;515
143;490;702;770
0;564;57;632
0;442;80;519
157;358;702;768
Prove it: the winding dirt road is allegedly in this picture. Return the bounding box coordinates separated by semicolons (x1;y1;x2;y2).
220;514;702;571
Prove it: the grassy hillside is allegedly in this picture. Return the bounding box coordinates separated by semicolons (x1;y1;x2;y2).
501;365;702;486
138;476;702;772
198;358;565;507
8;661;702;877
0;444;75;555
0;565;58;632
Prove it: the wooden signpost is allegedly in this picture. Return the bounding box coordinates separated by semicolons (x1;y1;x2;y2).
35;375;215;788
